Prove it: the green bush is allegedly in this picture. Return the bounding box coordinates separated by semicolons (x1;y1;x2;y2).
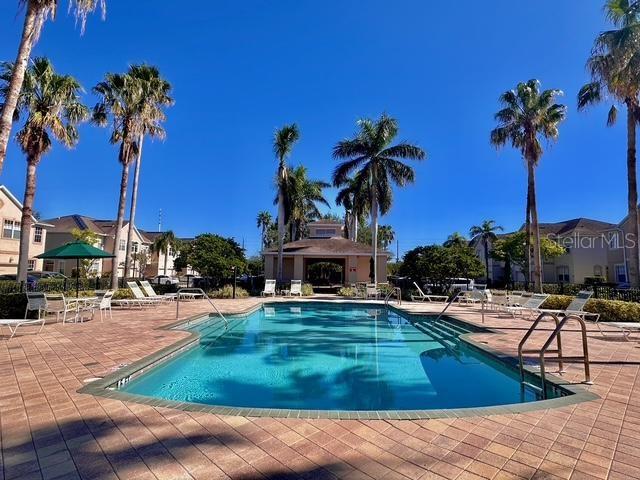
113;289;133;300
302;283;314;296
541;294;640;322
338;287;357;297
213;285;249;299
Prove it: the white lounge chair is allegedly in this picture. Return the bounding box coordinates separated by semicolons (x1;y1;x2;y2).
113;282;162;308
139;280;175;302
1;316;46;340
539;291;597;318
411;282;448;303
290;280;302;297
262;279;276;297
366;284;379;299
503;293;550;318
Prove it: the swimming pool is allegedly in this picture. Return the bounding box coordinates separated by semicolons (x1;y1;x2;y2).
120;302;570;412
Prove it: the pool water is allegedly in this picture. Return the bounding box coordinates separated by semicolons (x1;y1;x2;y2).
122;302;564;411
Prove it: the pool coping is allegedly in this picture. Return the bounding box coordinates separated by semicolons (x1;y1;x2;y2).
78;300;599;420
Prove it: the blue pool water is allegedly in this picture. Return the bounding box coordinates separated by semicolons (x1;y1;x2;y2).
122;302;563;411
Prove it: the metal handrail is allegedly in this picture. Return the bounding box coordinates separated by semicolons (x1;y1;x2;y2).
518;312;563;384
435;290;465;322
176;288;228;328
384;287;402;306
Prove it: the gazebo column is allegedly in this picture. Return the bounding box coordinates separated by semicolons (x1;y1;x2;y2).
293;256;304;281
347;256;358;285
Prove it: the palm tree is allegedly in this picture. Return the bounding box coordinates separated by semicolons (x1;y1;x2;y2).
282;165;330;241
469;220;503;285
378;225;395;250
335;174;370;241
443;232;468;248
92;71;143;287
0;58;88;282
122;65;173;278
273;124;300;281
490;80;566;293
151;230;177;276
578;0;640;287
0;0;104;172
333;114;426;284
256;211;272;249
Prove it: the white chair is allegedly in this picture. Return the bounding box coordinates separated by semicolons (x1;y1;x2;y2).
88;290;114;322
411;282;448;302
290;280;302;297
126;281;163;306
25;292;47;319
44;294;89;324
503;294;550;318
262;279;276;297
366;284;379;299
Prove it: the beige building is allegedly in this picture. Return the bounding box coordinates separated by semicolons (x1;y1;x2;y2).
43;215;153;278
0;185;50;274
263;221;388;285
140;230;180;277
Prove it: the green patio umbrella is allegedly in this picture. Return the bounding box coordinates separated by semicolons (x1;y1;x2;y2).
36;241;115;297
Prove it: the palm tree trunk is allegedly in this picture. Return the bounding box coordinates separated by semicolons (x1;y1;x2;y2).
17;158;38;283
111;162;131;288
353;213;358;242
371;185;379;285
0;4;41;172
525;188;531;289
626;103;640;287
528;160;543;293
164;246;169;275
277;186;285;281
124;135;143;278
483;240;490;285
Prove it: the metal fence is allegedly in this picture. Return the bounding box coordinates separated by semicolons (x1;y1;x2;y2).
511;282;640;303
0;277;142;295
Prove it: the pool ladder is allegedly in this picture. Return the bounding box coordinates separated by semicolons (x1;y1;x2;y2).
518;312;592;398
175;288;228;328
384;287;402;306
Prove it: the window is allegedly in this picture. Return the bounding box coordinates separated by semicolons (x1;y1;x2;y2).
615;264;628;283
168;247;174;257
27;260;36;271
315;228;336;237
119;239;126;251
593;265;603;277
556;266;570;283
43;260;54;271
58;260;65;274
33;226;43;243
132;242;139;253
3;220;20;240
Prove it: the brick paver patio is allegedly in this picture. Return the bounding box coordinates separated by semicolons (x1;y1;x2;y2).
0;297;639;480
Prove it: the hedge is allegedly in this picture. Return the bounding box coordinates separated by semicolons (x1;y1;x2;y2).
541;295;640;323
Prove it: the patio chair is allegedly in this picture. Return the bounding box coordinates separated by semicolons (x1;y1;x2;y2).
503;293;550;318
366;284;380;299
290;280;302;297
139;280;175;302
262;279;276;297
44;293;92;324
25;292;47;319
411;282;448;303
87;290;114;322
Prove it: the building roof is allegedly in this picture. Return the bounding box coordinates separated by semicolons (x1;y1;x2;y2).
307;220;344;227
43;214;153;243
535;218;616;236
0;185;52;227
265;237;388;256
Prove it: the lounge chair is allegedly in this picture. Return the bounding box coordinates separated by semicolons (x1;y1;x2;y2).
1;316;46;340
503;293;550;318
366;284;379;299
112;282;162;308
139;280;175;302
539;291;597;318
262;279;276;297
411;282;448;303
290;280;302;297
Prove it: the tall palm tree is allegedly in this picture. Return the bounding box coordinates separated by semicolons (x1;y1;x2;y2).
378;225;395;250
0;58;88;282
333;114;426;284
578;0;640;287
490;80;566;293
0;0;104;172
443;232;468;248
273;124;300;281
256;211;272;249
335;173;370;241
469;220;503;285
92;71;143;287
151;230;177;276
282;165;330;241
122;65;173;278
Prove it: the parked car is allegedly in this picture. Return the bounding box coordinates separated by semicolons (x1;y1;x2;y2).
0;273;38;289
30;271;68;280
149;275;179;285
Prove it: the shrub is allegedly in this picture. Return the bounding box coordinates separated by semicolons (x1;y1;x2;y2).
338;287;357;297
302;283;314;296
113;289;133;300
541;294;640;322
213;285;249;299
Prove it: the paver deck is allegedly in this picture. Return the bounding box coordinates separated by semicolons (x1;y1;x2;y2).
0;297;639;480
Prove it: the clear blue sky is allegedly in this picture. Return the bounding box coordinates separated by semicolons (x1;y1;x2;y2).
0;1;625;257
